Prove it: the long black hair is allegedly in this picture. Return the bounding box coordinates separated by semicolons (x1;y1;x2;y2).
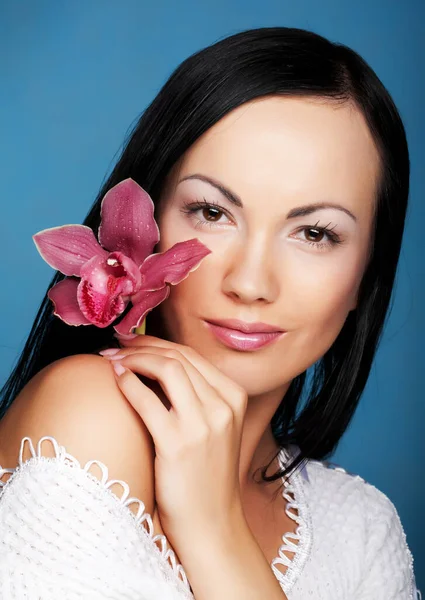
0;27;410;482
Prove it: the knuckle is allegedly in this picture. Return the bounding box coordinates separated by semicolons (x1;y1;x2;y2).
183;346;198;361
163;358;183;377
214;405;234;429
163;348;183;361
232;385;248;406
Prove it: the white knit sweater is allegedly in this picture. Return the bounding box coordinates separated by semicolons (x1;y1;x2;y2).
0;436;421;600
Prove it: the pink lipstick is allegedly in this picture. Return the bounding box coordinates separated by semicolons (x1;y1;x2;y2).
204;319;285;351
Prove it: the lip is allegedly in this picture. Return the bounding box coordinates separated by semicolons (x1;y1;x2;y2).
204;319;285;351
205;318;284;334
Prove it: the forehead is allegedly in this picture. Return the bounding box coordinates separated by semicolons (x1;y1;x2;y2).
177;96;380;215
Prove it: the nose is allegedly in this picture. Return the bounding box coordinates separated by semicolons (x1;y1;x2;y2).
221;235;279;305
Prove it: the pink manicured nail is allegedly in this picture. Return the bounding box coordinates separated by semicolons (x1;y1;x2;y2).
108;353;126;361
99;348;121;356
112;362;126;376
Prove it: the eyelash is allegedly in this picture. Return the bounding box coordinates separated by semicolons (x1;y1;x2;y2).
180;198;344;250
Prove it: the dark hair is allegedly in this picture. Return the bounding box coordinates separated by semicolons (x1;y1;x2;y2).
0;27;409;484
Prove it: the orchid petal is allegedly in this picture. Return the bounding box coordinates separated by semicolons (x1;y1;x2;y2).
33;225;107;277
48;278;91;326
76;253;140;328
114;286;170;335
139;239;211;291
98;178;160;265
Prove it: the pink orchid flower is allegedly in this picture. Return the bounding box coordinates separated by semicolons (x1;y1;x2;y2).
33;178;211;336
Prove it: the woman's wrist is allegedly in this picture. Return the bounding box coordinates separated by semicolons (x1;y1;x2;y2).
175;510;287;600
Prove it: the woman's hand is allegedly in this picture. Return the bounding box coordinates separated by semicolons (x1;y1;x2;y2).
101;337;288;600
100;335;249;552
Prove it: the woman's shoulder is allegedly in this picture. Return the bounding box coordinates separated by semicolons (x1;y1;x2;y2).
304;454;400;519
0;353;156;515
298;455;418;596
0;355;194;597
304;455;415;570
303;454;404;530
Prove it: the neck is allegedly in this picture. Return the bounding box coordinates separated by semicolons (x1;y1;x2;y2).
238;382;290;494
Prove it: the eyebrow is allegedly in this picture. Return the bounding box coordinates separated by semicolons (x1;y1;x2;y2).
179;174;244;208
178;173;358;223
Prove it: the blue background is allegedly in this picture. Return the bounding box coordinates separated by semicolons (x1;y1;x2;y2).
1;0;423;589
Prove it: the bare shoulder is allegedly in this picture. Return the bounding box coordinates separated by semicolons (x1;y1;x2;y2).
0;354;155;515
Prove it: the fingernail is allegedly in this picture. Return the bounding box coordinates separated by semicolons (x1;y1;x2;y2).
99;348;121;357
113;362;126;376
108;353;126;361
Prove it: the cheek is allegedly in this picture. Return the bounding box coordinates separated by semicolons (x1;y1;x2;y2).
155;255;213;341
286;250;364;361
166;266;209;311
156;209;225;316
289;244;362;310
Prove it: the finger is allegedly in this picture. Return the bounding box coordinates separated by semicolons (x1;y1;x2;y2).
106;349;240;439
104;346;223;410
117;353;207;421
113;365;173;447
120;335;246;407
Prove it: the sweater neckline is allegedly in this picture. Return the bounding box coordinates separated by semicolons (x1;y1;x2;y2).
271;444;313;594
0;436;312;597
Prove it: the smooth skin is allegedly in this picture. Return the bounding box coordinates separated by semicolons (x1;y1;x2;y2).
0;96;380;600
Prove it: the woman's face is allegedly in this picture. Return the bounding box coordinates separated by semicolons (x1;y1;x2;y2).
155;96;380;397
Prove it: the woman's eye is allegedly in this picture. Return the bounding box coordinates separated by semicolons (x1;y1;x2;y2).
199;206;225;222
293;225;342;250
180;199;232;227
180;201;343;250
303;227;327;243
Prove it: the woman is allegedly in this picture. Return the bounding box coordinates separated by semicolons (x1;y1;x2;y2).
0;26;420;599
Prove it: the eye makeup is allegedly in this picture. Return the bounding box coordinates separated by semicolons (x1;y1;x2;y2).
179;197;233;226
294;219;343;251
179;198;345;251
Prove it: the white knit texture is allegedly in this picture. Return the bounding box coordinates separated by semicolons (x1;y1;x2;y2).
0;436;421;600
